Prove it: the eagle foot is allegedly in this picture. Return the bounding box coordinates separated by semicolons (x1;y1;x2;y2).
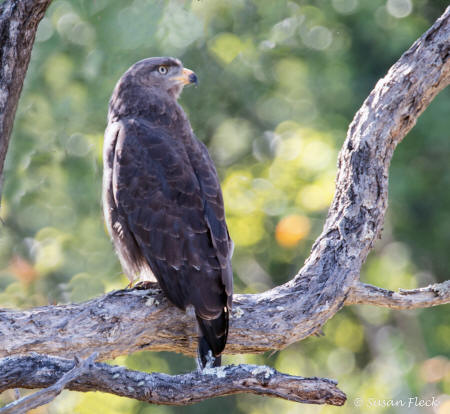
134;281;160;290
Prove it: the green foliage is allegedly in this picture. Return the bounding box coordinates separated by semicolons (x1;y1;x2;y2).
1;0;449;412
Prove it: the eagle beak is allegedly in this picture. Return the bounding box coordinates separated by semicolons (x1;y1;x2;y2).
173;68;198;86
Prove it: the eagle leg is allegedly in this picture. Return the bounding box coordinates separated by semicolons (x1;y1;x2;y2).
196;311;229;369
197;336;221;370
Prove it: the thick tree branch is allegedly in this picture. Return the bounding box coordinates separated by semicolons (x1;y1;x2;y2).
0;0;52;199
1;278;448;361
0;353;97;414
0;1;449;409
345;281;450;309
0;354;346;406
1;7;450;362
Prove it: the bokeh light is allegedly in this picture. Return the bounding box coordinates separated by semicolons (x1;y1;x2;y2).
275;214;310;247
1;0;449;413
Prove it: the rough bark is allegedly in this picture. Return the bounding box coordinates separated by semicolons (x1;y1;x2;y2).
0;354;97;414
0;0;52;198
346;281;450;309
1;279;448;361
0;354;346;407
1;7;449;361
0;0;449;410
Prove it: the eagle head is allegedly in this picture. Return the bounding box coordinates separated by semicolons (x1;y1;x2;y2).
121;57;198;100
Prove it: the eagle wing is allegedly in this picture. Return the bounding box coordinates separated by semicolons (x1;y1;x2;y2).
109;117;232;320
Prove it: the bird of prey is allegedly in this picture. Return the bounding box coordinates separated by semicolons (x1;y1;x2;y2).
102;57;233;368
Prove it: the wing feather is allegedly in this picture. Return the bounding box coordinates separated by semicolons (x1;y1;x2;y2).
112;117;233;316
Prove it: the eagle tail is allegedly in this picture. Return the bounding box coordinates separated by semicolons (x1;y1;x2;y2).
196;311;229;369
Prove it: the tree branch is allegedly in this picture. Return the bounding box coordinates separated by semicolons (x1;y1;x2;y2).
0;353;97;414
0;0;449;409
0;4;449;360
0;354;346;406
0;0;52;199
1;278;448;361
345;281;450;309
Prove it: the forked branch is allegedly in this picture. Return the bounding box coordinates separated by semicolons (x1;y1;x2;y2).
0;0;449;409
0;354;97;414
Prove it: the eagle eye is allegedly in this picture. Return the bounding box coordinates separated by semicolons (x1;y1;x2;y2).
158;66;168;75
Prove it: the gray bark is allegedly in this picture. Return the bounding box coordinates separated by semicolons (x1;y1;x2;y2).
346;281;450;309
0;354;346;407
0;0;449;410
0;0;52;198
0;6;449;361
1;279;448;361
0;354;97;414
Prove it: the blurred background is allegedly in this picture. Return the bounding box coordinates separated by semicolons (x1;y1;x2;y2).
0;0;449;413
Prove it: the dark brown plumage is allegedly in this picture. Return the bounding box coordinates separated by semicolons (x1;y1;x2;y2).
102;57;233;368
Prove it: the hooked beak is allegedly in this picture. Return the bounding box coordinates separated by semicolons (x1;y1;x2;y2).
173;68;198;86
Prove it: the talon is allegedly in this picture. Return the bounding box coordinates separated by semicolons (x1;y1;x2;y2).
135;281;159;290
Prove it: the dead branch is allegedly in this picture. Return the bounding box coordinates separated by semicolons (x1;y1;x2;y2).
0;353;97;414
0;0;449;409
1;277;448;361
1;5;449;360
0;354;346;406
345;281;450;309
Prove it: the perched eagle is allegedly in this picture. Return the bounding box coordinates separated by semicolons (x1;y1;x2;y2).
102;57;233;368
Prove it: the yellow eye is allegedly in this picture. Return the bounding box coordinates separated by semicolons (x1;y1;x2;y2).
158;66;168;75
